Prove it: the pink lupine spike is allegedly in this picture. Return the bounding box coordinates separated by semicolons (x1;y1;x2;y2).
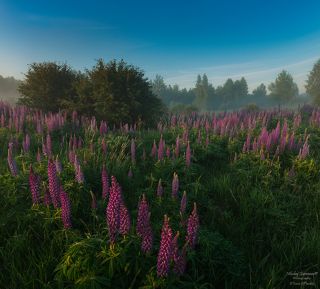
119;202;131;235
157;215;173;277
60;186;72;229
180;191;187;214
157;179;163;197
48;159;60;208
186;203;199;249
29;165;41;205
141;212;153;253
136;194;149;237
172;172;179;198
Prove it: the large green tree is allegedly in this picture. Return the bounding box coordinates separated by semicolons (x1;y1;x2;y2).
268;70;299;102
82;59;165;124
306;59;320;104
18;62;79;112
252;83;267;98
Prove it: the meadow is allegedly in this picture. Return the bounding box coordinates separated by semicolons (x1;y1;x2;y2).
0;102;319;289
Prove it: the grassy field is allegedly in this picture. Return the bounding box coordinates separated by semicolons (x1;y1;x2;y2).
0;103;319;289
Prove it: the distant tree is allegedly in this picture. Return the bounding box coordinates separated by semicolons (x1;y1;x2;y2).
18;62;78;111
252;83;267;98
193;74;209;111
222;78;235;103
151;75;167;99
306;59;320;104
0;75;21;104
268;70;299;102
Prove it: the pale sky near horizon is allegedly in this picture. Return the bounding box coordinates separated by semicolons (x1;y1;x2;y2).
1;0;320;92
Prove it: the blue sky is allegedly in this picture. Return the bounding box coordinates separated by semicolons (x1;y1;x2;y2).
1;0;320;92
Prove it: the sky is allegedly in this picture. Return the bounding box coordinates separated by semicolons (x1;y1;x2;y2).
0;0;320;93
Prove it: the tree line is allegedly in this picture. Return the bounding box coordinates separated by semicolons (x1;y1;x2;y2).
151;68;313;112
2;58;320;121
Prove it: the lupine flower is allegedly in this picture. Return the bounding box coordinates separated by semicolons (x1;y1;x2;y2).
186;203;199;249
157;179;163;197
175;136;180;158
185;141;191;167
119;202;131;235
131;138;136;164
29;165;41;204
157;215;173;277
106;176;122;244
7;143;18;176
46;134;52;157
158;135;164;161
75;163;84;183
141;212;153;253
48;159;60;208
180;191;187;214
136;194;149;236
60;186;72;229
172;231;187;275
172;172;179;198
101;165;109;200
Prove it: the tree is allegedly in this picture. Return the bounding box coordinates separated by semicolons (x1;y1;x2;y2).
268;70;299;102
252;83;267;98
0;75;21;104
194;74;208;111
306;59;320;104
18;62;78;111
84;59;165;125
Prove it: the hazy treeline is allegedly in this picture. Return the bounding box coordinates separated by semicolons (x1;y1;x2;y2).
151;70;311;112
0;75;21;104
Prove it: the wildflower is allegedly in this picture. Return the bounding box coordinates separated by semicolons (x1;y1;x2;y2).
186;203;199;249
172;172;179;198
48;159;60;208
29;165;41;205
60;186;72;229
157;215;173;277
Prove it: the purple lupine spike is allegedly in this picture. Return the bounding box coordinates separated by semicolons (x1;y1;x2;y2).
157;179;163;197
131;138;136;164
158;135;164;161
46;134;52;157
185;141;191;167
75;163;84;183
141;213;153;253
157;215;173;277
119;202;131;235
48;159;60;208
106;176;122;244
175;136;180;158
186;203;199;249
29;165;41;204
7;143;18;176
180;191;187;214
136;194;149;237
60;186;72;229
101;165;109;200
172;172;179;198
166;147;170;158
